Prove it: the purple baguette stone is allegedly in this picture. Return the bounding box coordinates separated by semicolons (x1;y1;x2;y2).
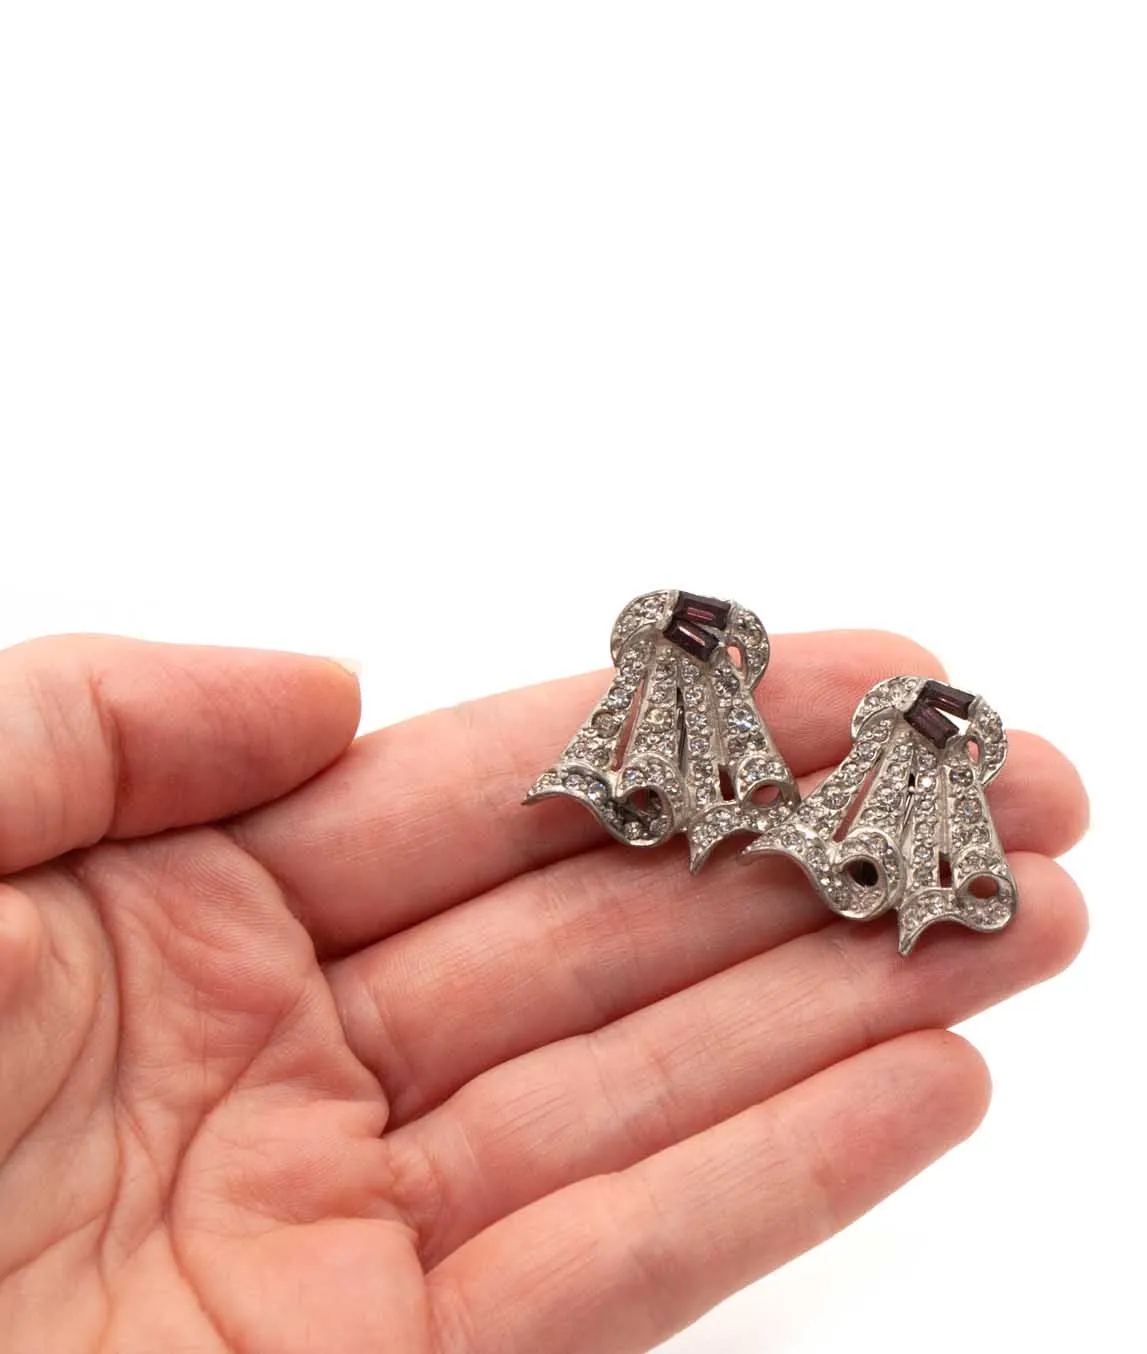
918;679;976;719
672;592;732;631
664;617;720;662
904;697;959;749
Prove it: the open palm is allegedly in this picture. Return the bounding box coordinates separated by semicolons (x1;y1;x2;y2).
0;634;1088;1354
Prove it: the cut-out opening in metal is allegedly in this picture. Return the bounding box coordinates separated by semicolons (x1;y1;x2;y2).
845;859;880;888
833;768;876;842
967;874;999;899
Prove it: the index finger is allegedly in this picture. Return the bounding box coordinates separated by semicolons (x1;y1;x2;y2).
0;634;360;876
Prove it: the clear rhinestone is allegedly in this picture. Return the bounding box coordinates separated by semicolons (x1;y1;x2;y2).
715;668;740;695
728;704;757;734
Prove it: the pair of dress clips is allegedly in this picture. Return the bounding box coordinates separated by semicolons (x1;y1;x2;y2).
525;590;1016;955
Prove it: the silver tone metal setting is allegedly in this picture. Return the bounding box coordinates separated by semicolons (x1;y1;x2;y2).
743;675;1017;954
524;590;798;869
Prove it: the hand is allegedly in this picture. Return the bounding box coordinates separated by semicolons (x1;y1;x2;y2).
0;634;1088;1354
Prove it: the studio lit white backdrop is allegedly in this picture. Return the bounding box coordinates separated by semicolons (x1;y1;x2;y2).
1;4;1140;1352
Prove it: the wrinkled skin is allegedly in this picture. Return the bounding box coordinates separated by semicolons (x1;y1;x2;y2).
0;635;1088;1353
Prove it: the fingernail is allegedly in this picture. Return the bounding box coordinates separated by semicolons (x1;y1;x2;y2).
329;656;362;677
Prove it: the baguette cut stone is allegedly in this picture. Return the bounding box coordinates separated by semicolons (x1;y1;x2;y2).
673;592;731;629
919;680;976;719
664;618;719;662
905;698;958;748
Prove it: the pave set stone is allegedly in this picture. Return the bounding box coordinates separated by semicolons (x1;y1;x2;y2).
682;638;798;869
609;591;672;662
746;713;899;918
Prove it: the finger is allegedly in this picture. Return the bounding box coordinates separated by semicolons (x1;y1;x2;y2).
382;853;1083;1265
331;727;1088;1125
236;630;944;954
989;730;1089;854
0;636;360;874
426;1030;990;1354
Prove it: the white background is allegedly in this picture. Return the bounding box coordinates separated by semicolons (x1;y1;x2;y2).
0;4;1141;1351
